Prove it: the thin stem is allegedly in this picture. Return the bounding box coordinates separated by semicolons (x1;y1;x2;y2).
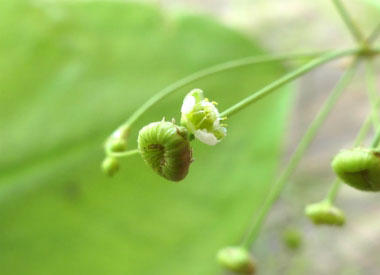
371;126;380;148
108;149;139;158
116;51;329;132
326;178;342;204
241;60;360;247
367;22;380;44
326;111;375;203
326;30;380;204
366;60;380;128
220;49;358;118
331;0;365;44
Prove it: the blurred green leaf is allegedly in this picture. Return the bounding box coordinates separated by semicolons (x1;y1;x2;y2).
0;1;292;274
362;0;380;10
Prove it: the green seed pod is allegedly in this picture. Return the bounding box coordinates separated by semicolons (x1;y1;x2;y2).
332;147;380;191
217;246;256;274
102;157;120;177
137;120;192;182
305;201;345;226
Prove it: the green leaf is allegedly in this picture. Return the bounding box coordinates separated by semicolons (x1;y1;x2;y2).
0;1;292;274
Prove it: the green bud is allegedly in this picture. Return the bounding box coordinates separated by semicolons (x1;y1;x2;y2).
181;89;226;146
109;138;127;152
332;147;380;191
105;125;130;153
137;119;193;182
282;227;302;251
305;201;345;226
101;157;120;177
217;246;256;274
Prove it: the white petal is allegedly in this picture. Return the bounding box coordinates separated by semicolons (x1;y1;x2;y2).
181;95;196;114
216;126;227;138
194;129;218;146
213;118;220;128
201;101;213;108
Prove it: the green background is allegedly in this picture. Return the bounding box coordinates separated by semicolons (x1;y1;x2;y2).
0;1;292;274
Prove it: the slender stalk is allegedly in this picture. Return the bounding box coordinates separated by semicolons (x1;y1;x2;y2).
220;49;358;118
117;52;328;131
331;0;365;44
366;60;380;128
326;111;375;203
326;29;380;203
367;22;380;44
326;178;342;204
241;60;360;247
371;126;380;147
109;149;139;158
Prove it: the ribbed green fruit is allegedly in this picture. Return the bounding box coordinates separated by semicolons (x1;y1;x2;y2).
138;121;192;182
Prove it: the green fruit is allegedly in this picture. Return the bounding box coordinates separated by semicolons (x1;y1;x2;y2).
137;120;192;182
282;227;302;251
305;201;345;226
101;157;120;177
332;147;380;191
217;246;256;274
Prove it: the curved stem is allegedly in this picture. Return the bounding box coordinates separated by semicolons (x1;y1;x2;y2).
113;51;329;134
220;49;358;118
331;0;365;44
241;60;360;247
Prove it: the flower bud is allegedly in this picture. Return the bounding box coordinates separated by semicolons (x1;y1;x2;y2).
109;138;127;152
181;89;226;146
101;157;120;177
105;126;130;153
305;201;345;226
217;246;256;274
332;147;380;191
137;119;193;182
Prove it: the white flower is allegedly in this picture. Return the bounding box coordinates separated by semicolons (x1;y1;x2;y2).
180;89;227;146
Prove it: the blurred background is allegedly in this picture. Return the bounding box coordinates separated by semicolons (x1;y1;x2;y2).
1;0;380;274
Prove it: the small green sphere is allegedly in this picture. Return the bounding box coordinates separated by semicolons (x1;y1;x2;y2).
282;227;302;251
102;157;120;177
305;201;345;226
137;120;192;182
217;246;255;274
332;147;380;191
109;138;127;152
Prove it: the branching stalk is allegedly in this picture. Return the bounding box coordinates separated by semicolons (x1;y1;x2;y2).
241;60;360;247
220;49;358;118
326;60;380;204
331;0;365;44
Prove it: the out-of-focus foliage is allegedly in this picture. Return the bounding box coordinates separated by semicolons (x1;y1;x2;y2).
363;0;380;10
0;1;292;274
